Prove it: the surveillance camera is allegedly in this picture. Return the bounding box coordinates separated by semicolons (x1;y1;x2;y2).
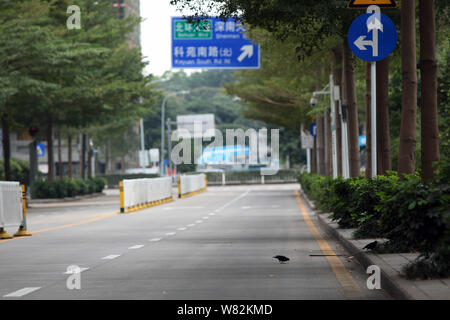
310;97;318;107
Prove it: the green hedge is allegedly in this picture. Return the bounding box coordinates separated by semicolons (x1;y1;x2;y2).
0;158;30;185
32;177;106;199
298;160;450;279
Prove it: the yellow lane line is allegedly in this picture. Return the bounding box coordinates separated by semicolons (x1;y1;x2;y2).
295;190;363;299
30;200;119;208
0;212;118;244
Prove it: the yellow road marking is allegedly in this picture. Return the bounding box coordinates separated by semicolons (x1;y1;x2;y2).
0;212;118;244
295;190;363;299
30;200;118;208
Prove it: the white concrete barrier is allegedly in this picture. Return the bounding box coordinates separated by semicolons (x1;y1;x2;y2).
0;182;23;239
178;174;207;198
120;177;172;213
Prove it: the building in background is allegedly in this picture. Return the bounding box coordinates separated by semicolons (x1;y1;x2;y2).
109;0;143;173
113;0;141;48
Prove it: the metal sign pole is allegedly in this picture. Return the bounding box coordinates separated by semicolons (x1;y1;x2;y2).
330;75;338;178
371;61;377;178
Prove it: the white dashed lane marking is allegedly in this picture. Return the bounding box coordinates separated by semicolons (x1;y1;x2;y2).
63;267;89;274
102;254;121;260
149;238;162;242
128;245;144;250
177;227;187;231
165;232;176;236
3;287;41;298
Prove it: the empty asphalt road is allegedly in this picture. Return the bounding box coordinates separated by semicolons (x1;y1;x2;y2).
0;184;390;300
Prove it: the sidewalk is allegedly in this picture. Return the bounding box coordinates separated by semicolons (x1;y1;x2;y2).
299;189;450;300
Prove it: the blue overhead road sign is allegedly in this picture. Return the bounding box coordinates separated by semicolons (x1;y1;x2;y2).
348;12;397;62
171;17;260;69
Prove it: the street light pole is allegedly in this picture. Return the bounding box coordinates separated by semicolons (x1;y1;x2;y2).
312;76;340;179
160;91;189;176
138;78;167;170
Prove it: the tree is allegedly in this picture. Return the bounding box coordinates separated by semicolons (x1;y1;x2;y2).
398;0;418;176
0;0;61;181
419;0;440;182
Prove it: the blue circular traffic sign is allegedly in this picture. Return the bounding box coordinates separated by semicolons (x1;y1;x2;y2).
348;13;397;62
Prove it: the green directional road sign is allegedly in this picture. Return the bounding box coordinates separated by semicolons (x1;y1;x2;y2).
173;19;212;40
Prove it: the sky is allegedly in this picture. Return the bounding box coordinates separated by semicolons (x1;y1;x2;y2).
140;0;195;77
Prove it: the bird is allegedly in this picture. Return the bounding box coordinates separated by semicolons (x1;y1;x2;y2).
362;241;378;251
273;255;290;264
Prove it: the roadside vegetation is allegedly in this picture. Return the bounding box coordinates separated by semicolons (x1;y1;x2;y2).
298;160;450;279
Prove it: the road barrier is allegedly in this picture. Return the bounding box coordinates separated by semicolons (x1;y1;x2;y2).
0;182;31;239
119;177;173;213
178;174;207;198
203;170;301;186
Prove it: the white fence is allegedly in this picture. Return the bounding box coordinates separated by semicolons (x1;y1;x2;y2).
0;182;23;232
122;177;172;211
179;174;206;197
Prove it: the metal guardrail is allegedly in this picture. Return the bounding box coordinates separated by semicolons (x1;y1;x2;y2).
0;182;31;239
203;170;301;186
178;174;207;198
119;177;173;213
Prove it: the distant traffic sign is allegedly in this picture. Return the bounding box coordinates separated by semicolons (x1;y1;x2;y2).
348;12;397;62
309;123;317;137
171;17;260;69
347;0;397;8
37;143;45;157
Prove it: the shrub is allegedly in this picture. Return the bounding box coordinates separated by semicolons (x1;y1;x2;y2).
33;179;50;199
376;175;449;253
73;178;88;195
31;177;105;199
92;177;106;193
0;158;30;185
53;179;67;198
298;163;450;278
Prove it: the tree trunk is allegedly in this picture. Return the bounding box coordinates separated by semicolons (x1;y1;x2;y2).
332;47;343;177
57;129;63;178
419;0;439;182
1;114;11;181
365;63;372;178
68;133;73;178
342;41;361;177
87;146;92;179
377;57;392;175
80;133;86;179
47;118;54;183
398;0;418;176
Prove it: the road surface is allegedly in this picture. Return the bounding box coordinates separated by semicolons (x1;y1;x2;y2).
0;184;390;300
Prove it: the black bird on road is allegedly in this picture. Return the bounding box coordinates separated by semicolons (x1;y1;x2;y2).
273;255;290;264
362;241;378;251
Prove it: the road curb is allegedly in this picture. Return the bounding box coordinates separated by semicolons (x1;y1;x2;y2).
298;188;416;300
